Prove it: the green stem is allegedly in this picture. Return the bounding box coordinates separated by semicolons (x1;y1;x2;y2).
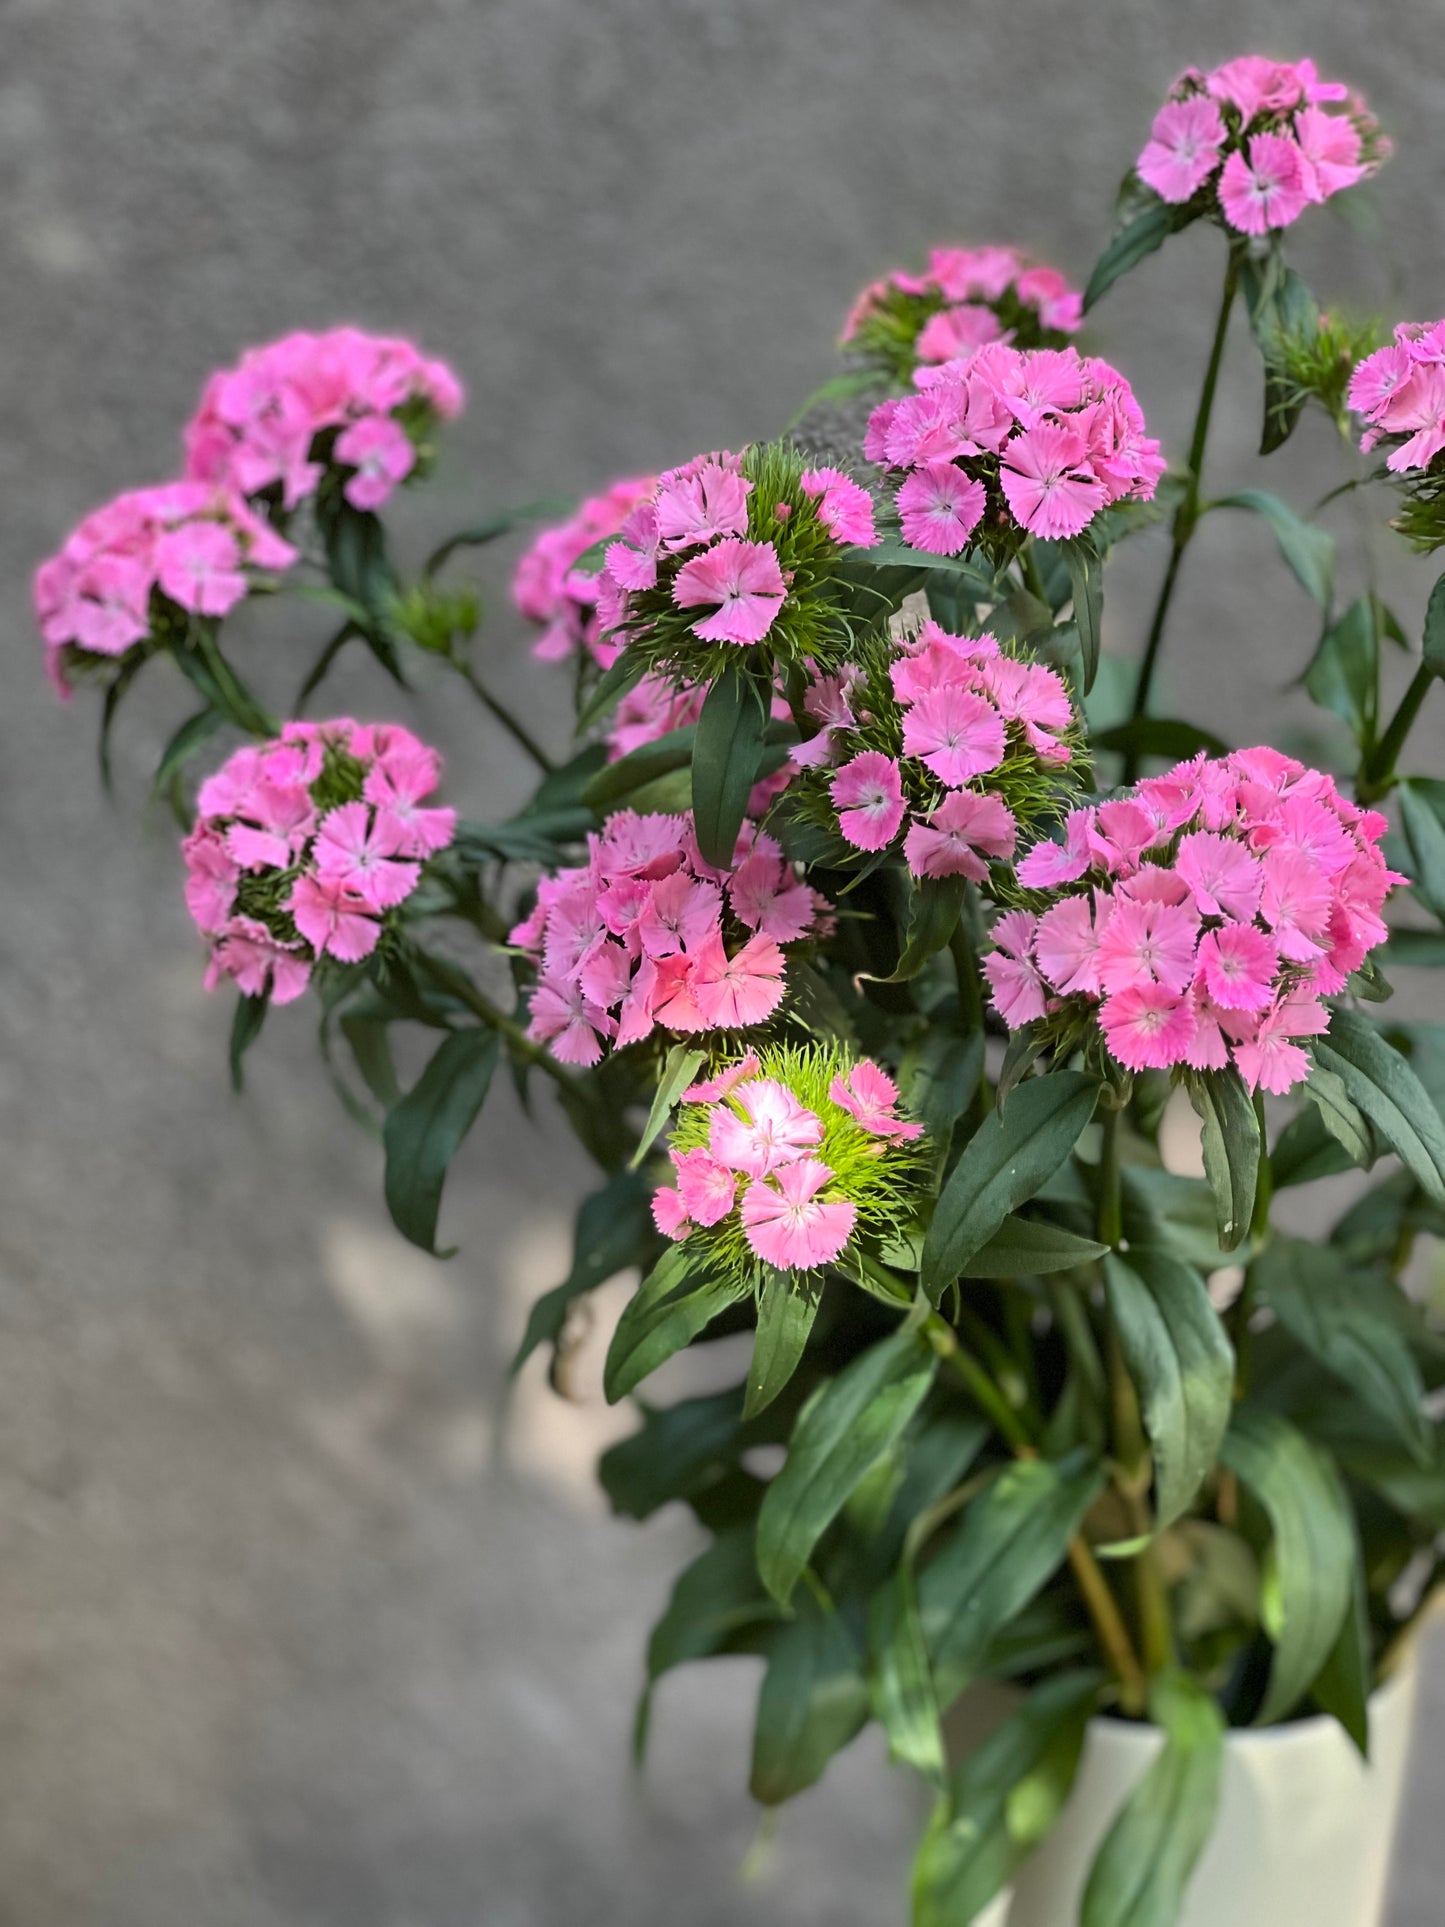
408;945;586;1097
1021;539;1050;606
455;660;555;774
1359;662;1435;801
925;1316;1034;1451
1124;251;1240;780
1097;1103;1124;1250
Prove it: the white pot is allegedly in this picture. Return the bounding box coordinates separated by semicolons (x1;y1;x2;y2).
975;1665;1418;1927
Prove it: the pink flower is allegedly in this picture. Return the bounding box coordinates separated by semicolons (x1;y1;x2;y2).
204;917;311;1005
1017;809;1095;888
288;872;382;964
1137;96;1227;204
225;778;316;871
741;1160;857;1271
999;422;1106;539
154;521;249;617
672;537;786;645
689;930;787;1030
1258;848;1331;961
829;1061;924;1141
526;973;615;1066
1034;893;1103;996
651;1187;691;1241
982;909;1047;1027
902;686;1007;787
1233;991;1330;1096
1207;55;1309;120
831;752;906;852
799;467;878;547
1293;106;1366;202
313;801;421;911
1094;895;1200;996
182;824;239;933
1218;133;1308;236
682;1053;761;1102
895;464;986;555
980;657;1074;762
1195;923;1279;1013
636;872;724;959
362;748;457;858
672;1148;738;1226
728;851;819;942
915;304;1005;364
1100;985;1196;1072
335;415;417;510
655;461;752;549
710;1079;823;1178
904;789;1016;881
1175;831;1263;921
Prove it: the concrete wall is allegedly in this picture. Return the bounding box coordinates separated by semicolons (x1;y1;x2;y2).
4;2;1443;1920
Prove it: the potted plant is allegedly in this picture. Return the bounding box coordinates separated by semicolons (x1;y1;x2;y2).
36;51;1445;1926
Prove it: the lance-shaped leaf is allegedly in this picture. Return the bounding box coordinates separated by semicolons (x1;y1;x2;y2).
745;1270;820;1419
1083;198;1179;311
1213;489;1334;607
1304;596;1379;751
1397;779;1445;922
1090;716;1229;765
965;1214;1109;1278
1188;1069;1259;1252
1303;1062;1374;1167
1253;1235;1430;1463
1060;534;1103;693
635;1529;781;1760
871;876;966;984
869;1559;946;1785
691;666;767;869
228;992;269;1093
749;1601;871;1805
382;1026;501;1252
922;1072;1100;1302
1104;1251;1235;1528
1310;1519;1372;1758
1312;1007;1445;1205
603;1245;750;1403
629;1043;706;1170
912;1672;1100;1927
512;1168;659;1375
1219;1406;1356;1723
1080;1671;1225;1927
1424;569;1445;681
919;1452;1105;1708
756;1322;937;1605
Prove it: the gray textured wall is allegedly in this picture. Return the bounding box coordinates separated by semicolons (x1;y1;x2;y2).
5;3;1444;1922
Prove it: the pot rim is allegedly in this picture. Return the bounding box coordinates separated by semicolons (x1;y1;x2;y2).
1085;1659;1414;1752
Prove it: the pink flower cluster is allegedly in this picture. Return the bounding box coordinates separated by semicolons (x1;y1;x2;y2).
810;623;1075;881
596;449;877;651
513;476;657;669
865;346;1163;551
509;813;829;1066
34;482;300;696
183;719;456;1005
984;748;1400;1095
184;328;464;513
843;244;1083;364
1136;57;1386;236
650;1057;920;1270
1348;322;1445;475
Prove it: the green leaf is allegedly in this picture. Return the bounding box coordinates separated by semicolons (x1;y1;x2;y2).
964;1214;1109;1277
423;496;573;578
912;1672;1100;1927
756;1322;937;1605
1382;926;1445;968
603;1245;749;1404
1080;1672;1225;1927
1268;1103;1356;1189
1312;1006;1445;1204
1423;570;1445;681
1253;1235;1429;1462
749;1601;870;1805
1219;1406;1356;1722
581;725;697;810
1311;1524;1371;1757
574;649;647;734
151;705;226;798
1397;780;1445;922
745;1271;820;1419
228;993;268;1093
922;1072;1100;1303
1084;197;1179;311
339;1013;402;1110
845;540;999;599
636;1529;781;1759
1303;596;1379;750
1213;489;1334;607
1243;261;1320;455
382;1027;501;1253
1090;717;1230;765
869;1560;946;1785
1104;1251;1235;1528
874;876;966;983
899;1028;985;1161
511;1168;657;1375
691;667;767;869
919;1452;1106;1707
1303;1062;1374;1167
629;1043;706;1171
1188;1069;1259;1252
598;1386;749;1519
1060;535;1103;694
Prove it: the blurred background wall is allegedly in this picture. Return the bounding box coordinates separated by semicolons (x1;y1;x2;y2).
4;2;1445;1921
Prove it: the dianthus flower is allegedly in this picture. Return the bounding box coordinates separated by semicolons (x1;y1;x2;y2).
648;1045;923;1280
33;481;299;697
1348;324;1445;545
509;812;830;1067
842;244;1084;386
789;620;1085;881
1132;57;1387;237
864;345;1163;556
513;476;657;668
591;441;879;681
986;748;1403;1094
182;327;463;514
182;718;456;1005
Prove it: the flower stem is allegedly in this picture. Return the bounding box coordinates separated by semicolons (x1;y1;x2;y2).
408;945;586;1097
454;659;556;774
1359;661;1436;801
1123;250;1240;780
